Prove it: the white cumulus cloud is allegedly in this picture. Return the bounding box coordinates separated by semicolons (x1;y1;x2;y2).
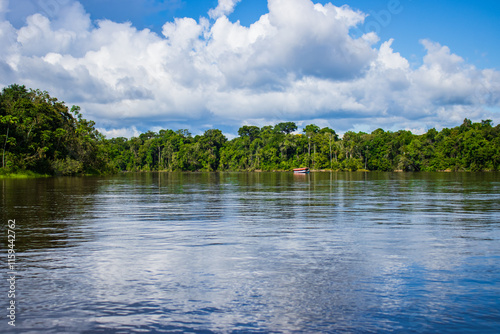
0;0;499;137
0;0;8;17
208;0;242;19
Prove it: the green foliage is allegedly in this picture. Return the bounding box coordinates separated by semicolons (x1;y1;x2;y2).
275;122;298;134
105;118;499;172
2;84;499;175
0;167;50;178
0;84;111;175
238;125;260;140
50;157;84;176
303;124;320;135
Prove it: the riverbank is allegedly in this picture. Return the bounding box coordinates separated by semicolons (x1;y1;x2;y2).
0;168;50;178
2;168;498;178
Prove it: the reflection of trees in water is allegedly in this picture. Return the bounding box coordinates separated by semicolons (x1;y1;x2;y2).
1;177;100;252
2;171;497;253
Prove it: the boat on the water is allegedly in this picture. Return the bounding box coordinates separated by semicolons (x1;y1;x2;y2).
293;167;310;174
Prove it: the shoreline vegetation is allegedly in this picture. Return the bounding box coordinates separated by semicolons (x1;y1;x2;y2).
2;84;499;177
0;169;50;178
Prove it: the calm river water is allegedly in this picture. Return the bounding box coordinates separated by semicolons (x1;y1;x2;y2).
1;172;500;333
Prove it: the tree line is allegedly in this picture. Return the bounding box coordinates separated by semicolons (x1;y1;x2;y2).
0;84;109;175
1;85;499;175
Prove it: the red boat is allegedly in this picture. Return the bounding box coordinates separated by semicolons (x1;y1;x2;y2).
293;167;310;174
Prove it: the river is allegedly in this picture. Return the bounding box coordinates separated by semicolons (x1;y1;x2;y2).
1;172;499;333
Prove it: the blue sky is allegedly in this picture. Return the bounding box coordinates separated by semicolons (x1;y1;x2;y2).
1;0;499;138
74;0;500;70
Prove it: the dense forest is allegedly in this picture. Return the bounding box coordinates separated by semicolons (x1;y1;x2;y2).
0;84;110;175
1;84;499;175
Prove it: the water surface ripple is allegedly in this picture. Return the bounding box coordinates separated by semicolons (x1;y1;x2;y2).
1;172;499;333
